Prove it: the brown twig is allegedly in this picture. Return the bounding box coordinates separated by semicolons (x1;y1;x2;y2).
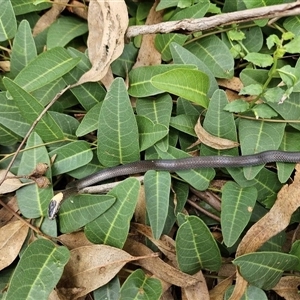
126;2;300;38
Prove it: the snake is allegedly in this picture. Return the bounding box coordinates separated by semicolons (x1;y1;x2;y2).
48;150;300;219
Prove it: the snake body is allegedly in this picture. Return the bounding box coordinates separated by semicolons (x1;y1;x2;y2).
48;150;300;219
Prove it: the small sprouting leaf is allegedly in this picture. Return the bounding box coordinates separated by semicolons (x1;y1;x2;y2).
224;99;250;113
252;104;278;119
244;53;273;67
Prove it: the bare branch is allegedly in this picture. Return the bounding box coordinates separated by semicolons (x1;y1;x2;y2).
126;2;300;38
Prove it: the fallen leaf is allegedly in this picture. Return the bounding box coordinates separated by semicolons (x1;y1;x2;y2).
272;276;300;299
133;0;162;68
217;77;243;92
182;270;209;300
229;164;300;300
209;276;234;300
124;238;199;287
57;244;150;299
75;0;128;86
58;231;94;250
33;0;69;36
67;0;88;20
192;117;239;149
0;196;19;227
0;170;24;194
0;220;29;271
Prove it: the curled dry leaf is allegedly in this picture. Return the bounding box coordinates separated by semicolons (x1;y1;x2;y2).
75;0;128;86
0;220;29;271
229;164;300;300
209;276;234;300
132;0;162;68
182;270;209;300
32;0;69;36
193;117;239;150
57;244;149;299
58;231;94;250
0;196;19;227
124;238;199;288
0;170;24;194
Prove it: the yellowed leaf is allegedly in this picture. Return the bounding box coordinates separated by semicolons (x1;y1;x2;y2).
75;0;128;86
229;164;300;300
0;170;24;194
0;220;29;271
57;245;147;299
124;238;200;287
193;117;239;150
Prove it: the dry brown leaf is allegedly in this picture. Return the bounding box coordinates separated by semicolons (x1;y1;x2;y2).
272;276;300;299
132;223;177;265
182;270;209;300
124;238;199;287
0;170;24;194
0;61;10;72
0;196;19;227
229;164;300;300
209;276;234;300
75;0;128;86
0;220;28;271
32;0;69;36
134;185;147;224
133;0;162;68
217;77;243;92
58;231;94;250
57;244;148;299
67;0;88;20
193;117;239;150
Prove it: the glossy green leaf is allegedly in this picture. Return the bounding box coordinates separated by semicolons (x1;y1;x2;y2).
136;116;168;151
233;252;299;290
97;78;140;166
5;239;69;300
16;132;52;218
144;170;171;239
11;0;51;15
47;16;88;49
59;194;116;233
185;35;234;78
76;102;103;137
49;141;93;176
221;182;257;247
170;42;218;97
151;69;209;108
155;33;188;61
13;47;80;93
84;178;140;248
0;0;17;41
176;214;221;274
238;119;285;179
3;78;64;142
120;269;162;300
10;20;37;77
128;64;197;97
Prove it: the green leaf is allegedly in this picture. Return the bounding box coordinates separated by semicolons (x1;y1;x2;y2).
170;114;198;136
263;87;285;103
221;182;257;247
244;53;274;68
144;171;171;239
185;35;234;78
233;252;299;290
0;125;19;146
5;239;69;300
252;104;278;119
176;214;221;274
49;141;93;176
225;285;268;300
284;36;300;54
3;78;64;142
151;69;209;107
0;0;17;41
16;132;52;218
136;116;168;151
93;276;120;300
85;178;140;248
13;47;80;93
10;20;37;77
120;269;162;300
97;78;140;166
128;64;197;97
170;0;209;20
47;16;88;49
224;99;250;113
239;83;263;96
155;33;188;61
59;194;116;233
11;0;51;15
238;119;286;179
